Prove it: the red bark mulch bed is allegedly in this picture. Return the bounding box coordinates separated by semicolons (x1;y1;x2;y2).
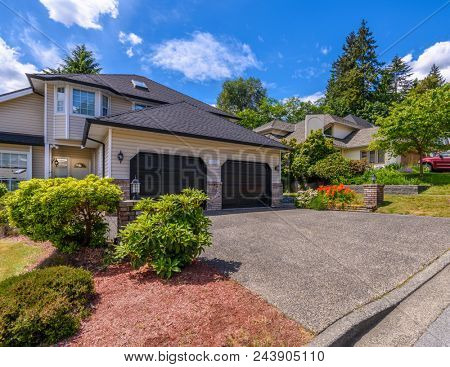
65;261;313;347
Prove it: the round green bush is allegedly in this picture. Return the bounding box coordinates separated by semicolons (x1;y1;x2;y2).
0;266;94;346
5;175;123;252
310;152;352;183
114;188;212;279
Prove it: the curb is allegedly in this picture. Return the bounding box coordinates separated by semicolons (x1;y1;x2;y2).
308;250;450;347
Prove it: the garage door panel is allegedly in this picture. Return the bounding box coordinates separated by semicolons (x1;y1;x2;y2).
222;160;271;209
131;152;206;198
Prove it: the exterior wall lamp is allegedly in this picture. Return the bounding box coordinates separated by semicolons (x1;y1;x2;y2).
117;150;124;164
131;177;141;200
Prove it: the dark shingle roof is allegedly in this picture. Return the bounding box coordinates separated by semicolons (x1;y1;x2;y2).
0;132;44;146
85;102;286;150
27;73;236;119
254;119;295;133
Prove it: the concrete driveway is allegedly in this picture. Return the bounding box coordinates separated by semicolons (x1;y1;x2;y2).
203;209;450;333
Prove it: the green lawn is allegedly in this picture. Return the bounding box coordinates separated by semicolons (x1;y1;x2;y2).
377;173;450;217
0;239;43;282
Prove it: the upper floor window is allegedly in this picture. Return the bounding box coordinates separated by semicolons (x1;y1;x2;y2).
102;95;109;116
134;103;149;111
56;87;65;113
72;89;95;116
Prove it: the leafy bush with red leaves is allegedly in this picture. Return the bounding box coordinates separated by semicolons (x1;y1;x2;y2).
317;184;356;208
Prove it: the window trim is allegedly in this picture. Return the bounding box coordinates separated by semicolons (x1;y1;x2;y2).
101;94;110;116
71;88;96;117
55;87;65;114
360;150;368;160
0;149;32;190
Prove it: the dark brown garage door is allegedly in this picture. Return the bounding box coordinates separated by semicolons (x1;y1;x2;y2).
221;160;272;209
130;152;207;197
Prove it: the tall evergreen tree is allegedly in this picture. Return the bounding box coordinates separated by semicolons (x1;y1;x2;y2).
413;64;446;94
324;20;382;120
44;44;101;74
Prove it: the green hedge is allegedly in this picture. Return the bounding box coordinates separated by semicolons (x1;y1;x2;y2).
5;175;122;252
0;266;94;346
344;165;422;185
114;188;212;278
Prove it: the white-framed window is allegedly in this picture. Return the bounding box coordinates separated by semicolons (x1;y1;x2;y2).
133;103;149;111
377;150;385;164
0;151;30;190
360;151;367;160
56;87;65;113
102;95;110;116
369;151;376;163
72;89;95;116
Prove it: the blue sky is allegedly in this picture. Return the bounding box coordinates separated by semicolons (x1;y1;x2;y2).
0;0;449;104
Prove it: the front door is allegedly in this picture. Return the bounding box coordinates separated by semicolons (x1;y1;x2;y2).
52;157;91;179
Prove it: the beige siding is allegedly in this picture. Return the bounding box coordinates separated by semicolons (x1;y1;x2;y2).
333;123;354;139
53;145;94;160
108;128;281;183
69;115;86;140
54;114;66;139
32;146;45;178
110;96;132;115
342;148;363;160
0;93;44;136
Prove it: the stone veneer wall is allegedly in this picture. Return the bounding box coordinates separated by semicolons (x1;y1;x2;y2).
363;184;384;209
117;200;139;229
206;182;222;210
347;184;428;195
271;183;283;208
114;179;130;200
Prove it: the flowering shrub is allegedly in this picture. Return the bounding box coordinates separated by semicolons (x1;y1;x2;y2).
295;189;318;208
317;184;356;208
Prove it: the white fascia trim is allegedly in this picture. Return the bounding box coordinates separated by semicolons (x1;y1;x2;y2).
44;83;48;144
65;84;70;139
107;128;112;177
0;88;33;103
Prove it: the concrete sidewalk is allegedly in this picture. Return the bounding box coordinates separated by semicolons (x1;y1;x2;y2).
204;209;450;333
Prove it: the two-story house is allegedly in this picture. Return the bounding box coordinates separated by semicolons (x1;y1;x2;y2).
254;114;402;166
0;73;287;210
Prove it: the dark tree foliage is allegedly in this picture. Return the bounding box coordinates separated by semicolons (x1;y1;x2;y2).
44;44;101;74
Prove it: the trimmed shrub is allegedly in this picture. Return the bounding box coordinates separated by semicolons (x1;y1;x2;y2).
0;266;94;346
344;166;421;185
295;189;318;208
5;175;122;252
307;192;328;210
114;188;212;279
310;153;352;183
349;159;369;176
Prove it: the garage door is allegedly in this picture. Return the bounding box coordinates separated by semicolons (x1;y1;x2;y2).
130;152;207;197
221;160;272;209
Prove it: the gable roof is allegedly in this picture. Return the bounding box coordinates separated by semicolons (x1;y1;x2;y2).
343;114;374;128
26;73;236;119
84;102;287;150
343;127;379;148
0;87;34;103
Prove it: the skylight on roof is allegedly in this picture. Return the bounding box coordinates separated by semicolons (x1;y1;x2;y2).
132;79;148;90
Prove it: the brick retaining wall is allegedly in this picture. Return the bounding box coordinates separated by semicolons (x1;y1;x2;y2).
348;184;429;195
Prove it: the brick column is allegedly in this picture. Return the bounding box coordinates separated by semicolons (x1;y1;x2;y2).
117;200;140;229
363;184;384;209
113;179;130;200
271;182;283;208
207;182;222;210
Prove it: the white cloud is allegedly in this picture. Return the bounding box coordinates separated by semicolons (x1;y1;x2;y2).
0;38;38;94
320;46;331;55
20;29;62;68
118;31;142;58
39;0;119;30
118;31;142;46
402;41;450;81
298;91;325;103
148;32;260;81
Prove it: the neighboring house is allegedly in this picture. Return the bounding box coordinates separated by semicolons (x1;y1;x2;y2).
254;114;401;166
0;74;286;210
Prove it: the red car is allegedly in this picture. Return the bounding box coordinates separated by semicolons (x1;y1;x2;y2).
422;152;450;172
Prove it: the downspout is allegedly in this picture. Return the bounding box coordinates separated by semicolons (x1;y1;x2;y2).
86;137;105;178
